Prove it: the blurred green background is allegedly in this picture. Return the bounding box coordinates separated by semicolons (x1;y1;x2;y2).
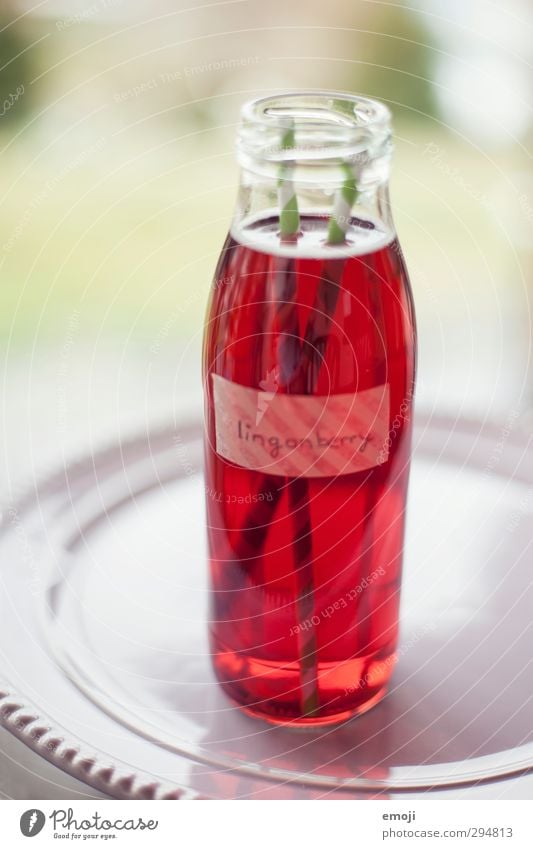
1;0;532;482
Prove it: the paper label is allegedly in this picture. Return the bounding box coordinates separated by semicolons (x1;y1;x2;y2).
212;374;390;478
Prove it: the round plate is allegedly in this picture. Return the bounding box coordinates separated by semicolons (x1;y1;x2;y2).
1;415;533;799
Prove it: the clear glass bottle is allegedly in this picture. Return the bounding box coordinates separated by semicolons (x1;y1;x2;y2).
203;92;416;725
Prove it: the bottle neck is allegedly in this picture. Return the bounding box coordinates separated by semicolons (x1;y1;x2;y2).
231;162;395;259
232;93;395;258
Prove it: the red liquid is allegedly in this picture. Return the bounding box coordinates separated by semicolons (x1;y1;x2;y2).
203;216;416;724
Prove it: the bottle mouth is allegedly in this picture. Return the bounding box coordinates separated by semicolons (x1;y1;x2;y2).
238;91;392;168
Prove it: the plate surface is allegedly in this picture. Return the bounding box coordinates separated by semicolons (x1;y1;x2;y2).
1;415;533;799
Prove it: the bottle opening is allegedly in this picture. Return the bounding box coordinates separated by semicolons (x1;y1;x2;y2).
233;91;394;258
238;91;392;167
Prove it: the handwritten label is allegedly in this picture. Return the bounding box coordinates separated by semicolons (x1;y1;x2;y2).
212;374;390;478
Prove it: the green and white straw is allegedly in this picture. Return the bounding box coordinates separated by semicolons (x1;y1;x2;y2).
327;162;359;245
278;122;300;241
275;128;360;718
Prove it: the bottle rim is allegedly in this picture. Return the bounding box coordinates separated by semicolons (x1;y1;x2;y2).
238;90;392;167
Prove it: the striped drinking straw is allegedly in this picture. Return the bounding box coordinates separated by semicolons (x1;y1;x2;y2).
240;126;361;718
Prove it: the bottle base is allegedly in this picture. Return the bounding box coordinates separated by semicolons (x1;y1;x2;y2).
211;633;396;727
234;683;389;728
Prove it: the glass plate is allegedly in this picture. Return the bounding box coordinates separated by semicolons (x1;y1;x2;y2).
1;414;533;799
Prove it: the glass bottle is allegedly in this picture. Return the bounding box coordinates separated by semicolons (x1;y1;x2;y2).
203;92;416;725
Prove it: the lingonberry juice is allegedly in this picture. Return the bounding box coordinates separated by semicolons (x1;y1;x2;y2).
203;216;416;724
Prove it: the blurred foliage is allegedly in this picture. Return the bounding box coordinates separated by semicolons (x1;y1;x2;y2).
0;11;36;125
354;6;439;122
0;2;526;358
